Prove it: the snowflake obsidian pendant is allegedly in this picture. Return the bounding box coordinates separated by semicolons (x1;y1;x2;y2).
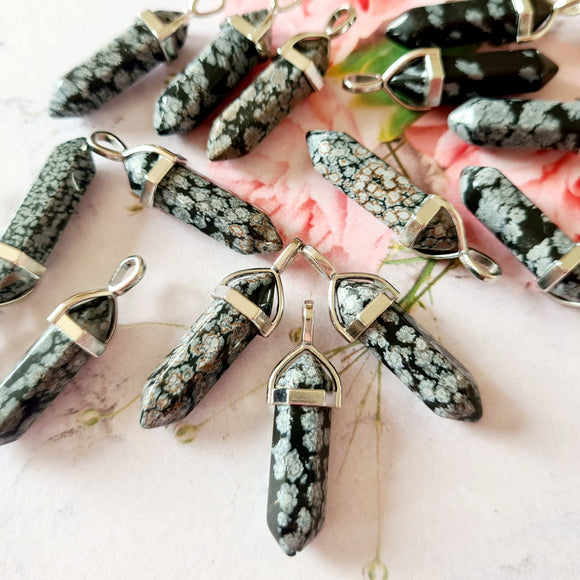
0;138;96;305
0;256;145;445
306;130;501;281
140;240;303;428
300;244;483;421
86;132;282;254
385;0;580;49
460;166;580;307
266;300;341;556
448;97;580;151
154;0;302;135
206;5;356;160
343;48;557;111
49;1;225;117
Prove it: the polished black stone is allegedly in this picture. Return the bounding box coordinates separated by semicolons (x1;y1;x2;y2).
388;49;557;108
460;166;580;304
154;10;269;135
335;278;482;421
49;11;188;117
267;352;333;556
122;151;282;254
386;0;553;49
0;296;115;445
140;271;276;428
0;138;95;304
448;97;580;151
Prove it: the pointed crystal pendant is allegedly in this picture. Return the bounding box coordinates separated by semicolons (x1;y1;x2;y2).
0;296;115;445
0;138;95;305
448;97;580;151
386;0;554;49
334;277;482;421
86;131;283;255
207;38;330;160
460;166;580;305
306;130;457;252
387;49;557;108
267;351;333;556
140;270;278;428
0;255;144;445
306;130;501;280
154;9;270;135
122;150;282;254
49;11;188;117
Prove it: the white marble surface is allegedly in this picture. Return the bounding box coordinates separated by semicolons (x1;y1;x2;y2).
0;1;579;578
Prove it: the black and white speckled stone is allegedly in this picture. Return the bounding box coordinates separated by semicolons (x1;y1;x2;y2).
267;352;333;556
140;271;277;428
335;279;482;421
306;130;459;255
122;151;282;254
0;138;95;304
49;11;188;117
386;0;553;49
0;296;115;445
448;97;580;151
460;166;580;303
207;37;330;160
388;49;557;108
154;10;270;135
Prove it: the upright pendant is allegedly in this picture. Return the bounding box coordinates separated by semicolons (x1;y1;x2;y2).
87;132;282;254
207;5;356;160
386;0;560;49
448;97;580;151
49;10;189;117
140;240;302;428
266;301;340;556
0;256;145;445
0;138;95;305
300;245;483;421
343;48;557;111
306;130;500;280
460;166;580;306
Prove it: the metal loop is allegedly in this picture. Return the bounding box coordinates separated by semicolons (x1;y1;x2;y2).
300;245;337;280
402;195;501;281
301;300;314;345
342;73;383;94
190;0;225;17
325;4;357;38
86;131;127;162
108;256;146;296
458;249;502;282
272;238;304;273
271;0;303;14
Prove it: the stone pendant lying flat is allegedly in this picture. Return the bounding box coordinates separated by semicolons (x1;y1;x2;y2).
0;138;96;305
306;130;500;280
448;97;580;152
300;245;482;421
207;5;356;160
0;256;145;445
386;0;564;49
154;9;272;135
266;301;340;556
343;48;557;111
87;132;282;254
140;240;303;428
461;166;580;307
49;10;190;117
